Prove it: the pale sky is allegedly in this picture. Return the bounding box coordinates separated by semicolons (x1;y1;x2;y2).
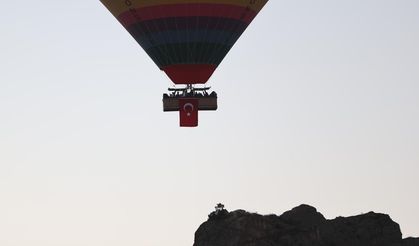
1;1;418;245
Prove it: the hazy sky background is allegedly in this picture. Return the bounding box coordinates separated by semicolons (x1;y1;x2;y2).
1;0;418;245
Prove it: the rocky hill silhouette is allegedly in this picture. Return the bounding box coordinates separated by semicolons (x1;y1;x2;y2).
194;204;418;246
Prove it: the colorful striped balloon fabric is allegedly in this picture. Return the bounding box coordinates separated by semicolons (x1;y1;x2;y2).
101;0;269;84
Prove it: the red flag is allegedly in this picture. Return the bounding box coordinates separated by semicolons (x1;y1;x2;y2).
179;99;198;127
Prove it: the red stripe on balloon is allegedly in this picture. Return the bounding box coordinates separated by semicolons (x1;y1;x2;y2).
162;64;217;84
118;4;257;27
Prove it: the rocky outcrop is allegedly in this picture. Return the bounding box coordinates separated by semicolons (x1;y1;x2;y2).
194;204;418;246
404;238;419;246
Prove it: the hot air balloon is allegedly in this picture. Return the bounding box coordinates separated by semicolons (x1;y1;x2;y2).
100;0;269;127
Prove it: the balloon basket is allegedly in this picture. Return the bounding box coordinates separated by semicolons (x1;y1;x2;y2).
162;86;217;127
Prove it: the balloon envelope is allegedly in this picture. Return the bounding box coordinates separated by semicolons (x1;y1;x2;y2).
101;0;268;84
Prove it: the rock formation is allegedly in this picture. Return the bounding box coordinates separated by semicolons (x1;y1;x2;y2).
194;204;418;246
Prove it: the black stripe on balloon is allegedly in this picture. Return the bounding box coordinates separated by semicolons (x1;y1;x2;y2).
145;43;232;68
126;17;248;35
128;28;243;50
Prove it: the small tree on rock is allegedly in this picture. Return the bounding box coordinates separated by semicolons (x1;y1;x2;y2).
208;203;228;220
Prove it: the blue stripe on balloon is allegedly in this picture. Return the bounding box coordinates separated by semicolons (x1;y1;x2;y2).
129;29;242;50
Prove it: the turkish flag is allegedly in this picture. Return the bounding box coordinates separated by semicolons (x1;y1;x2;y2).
179;99;199;127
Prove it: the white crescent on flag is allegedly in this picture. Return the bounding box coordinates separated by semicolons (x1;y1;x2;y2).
183;103;194;112
183;103;195;117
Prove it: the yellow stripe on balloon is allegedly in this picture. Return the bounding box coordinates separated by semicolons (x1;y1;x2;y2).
100;0;268;17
